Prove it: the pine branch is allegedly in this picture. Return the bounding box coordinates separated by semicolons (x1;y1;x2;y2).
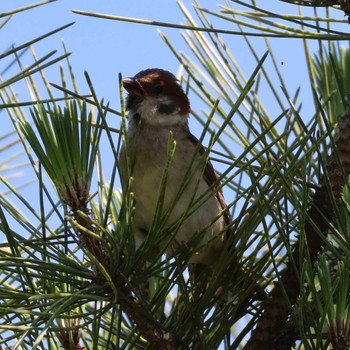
244;106;350;349
20;101;178;349
72;211;177;349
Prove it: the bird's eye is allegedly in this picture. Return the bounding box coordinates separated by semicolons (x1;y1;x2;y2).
153;84;163;94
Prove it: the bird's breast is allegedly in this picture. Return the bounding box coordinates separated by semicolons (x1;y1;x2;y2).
125;125;200;211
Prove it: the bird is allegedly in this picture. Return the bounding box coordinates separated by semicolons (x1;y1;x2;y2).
118;68;231;269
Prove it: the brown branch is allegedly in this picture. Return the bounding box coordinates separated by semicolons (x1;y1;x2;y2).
57;324;84;350
119;291;176;350
244;107;350;350
70;206;177;349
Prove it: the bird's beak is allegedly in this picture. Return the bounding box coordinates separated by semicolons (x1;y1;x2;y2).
122;77;144;97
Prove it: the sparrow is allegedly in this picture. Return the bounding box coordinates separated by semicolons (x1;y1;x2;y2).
118;68;231;267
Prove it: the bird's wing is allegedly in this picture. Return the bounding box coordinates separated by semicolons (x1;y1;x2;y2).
187;133;231;228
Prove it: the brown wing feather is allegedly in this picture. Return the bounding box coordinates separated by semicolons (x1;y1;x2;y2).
187;133;231;228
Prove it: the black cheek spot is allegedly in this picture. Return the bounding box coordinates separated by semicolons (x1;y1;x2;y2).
133;113;141;124
158;102;178;115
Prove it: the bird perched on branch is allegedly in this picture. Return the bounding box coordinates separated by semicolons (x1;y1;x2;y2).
119;68;231;268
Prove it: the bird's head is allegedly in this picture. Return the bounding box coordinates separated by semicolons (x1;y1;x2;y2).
123;68;190;127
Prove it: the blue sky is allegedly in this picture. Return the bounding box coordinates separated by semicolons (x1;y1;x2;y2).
2;0;323;107
2;1;226;102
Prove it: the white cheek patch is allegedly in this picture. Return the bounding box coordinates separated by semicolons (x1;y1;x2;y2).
136;98;158;119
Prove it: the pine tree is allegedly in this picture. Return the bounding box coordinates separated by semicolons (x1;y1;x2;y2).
1;1;350;349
